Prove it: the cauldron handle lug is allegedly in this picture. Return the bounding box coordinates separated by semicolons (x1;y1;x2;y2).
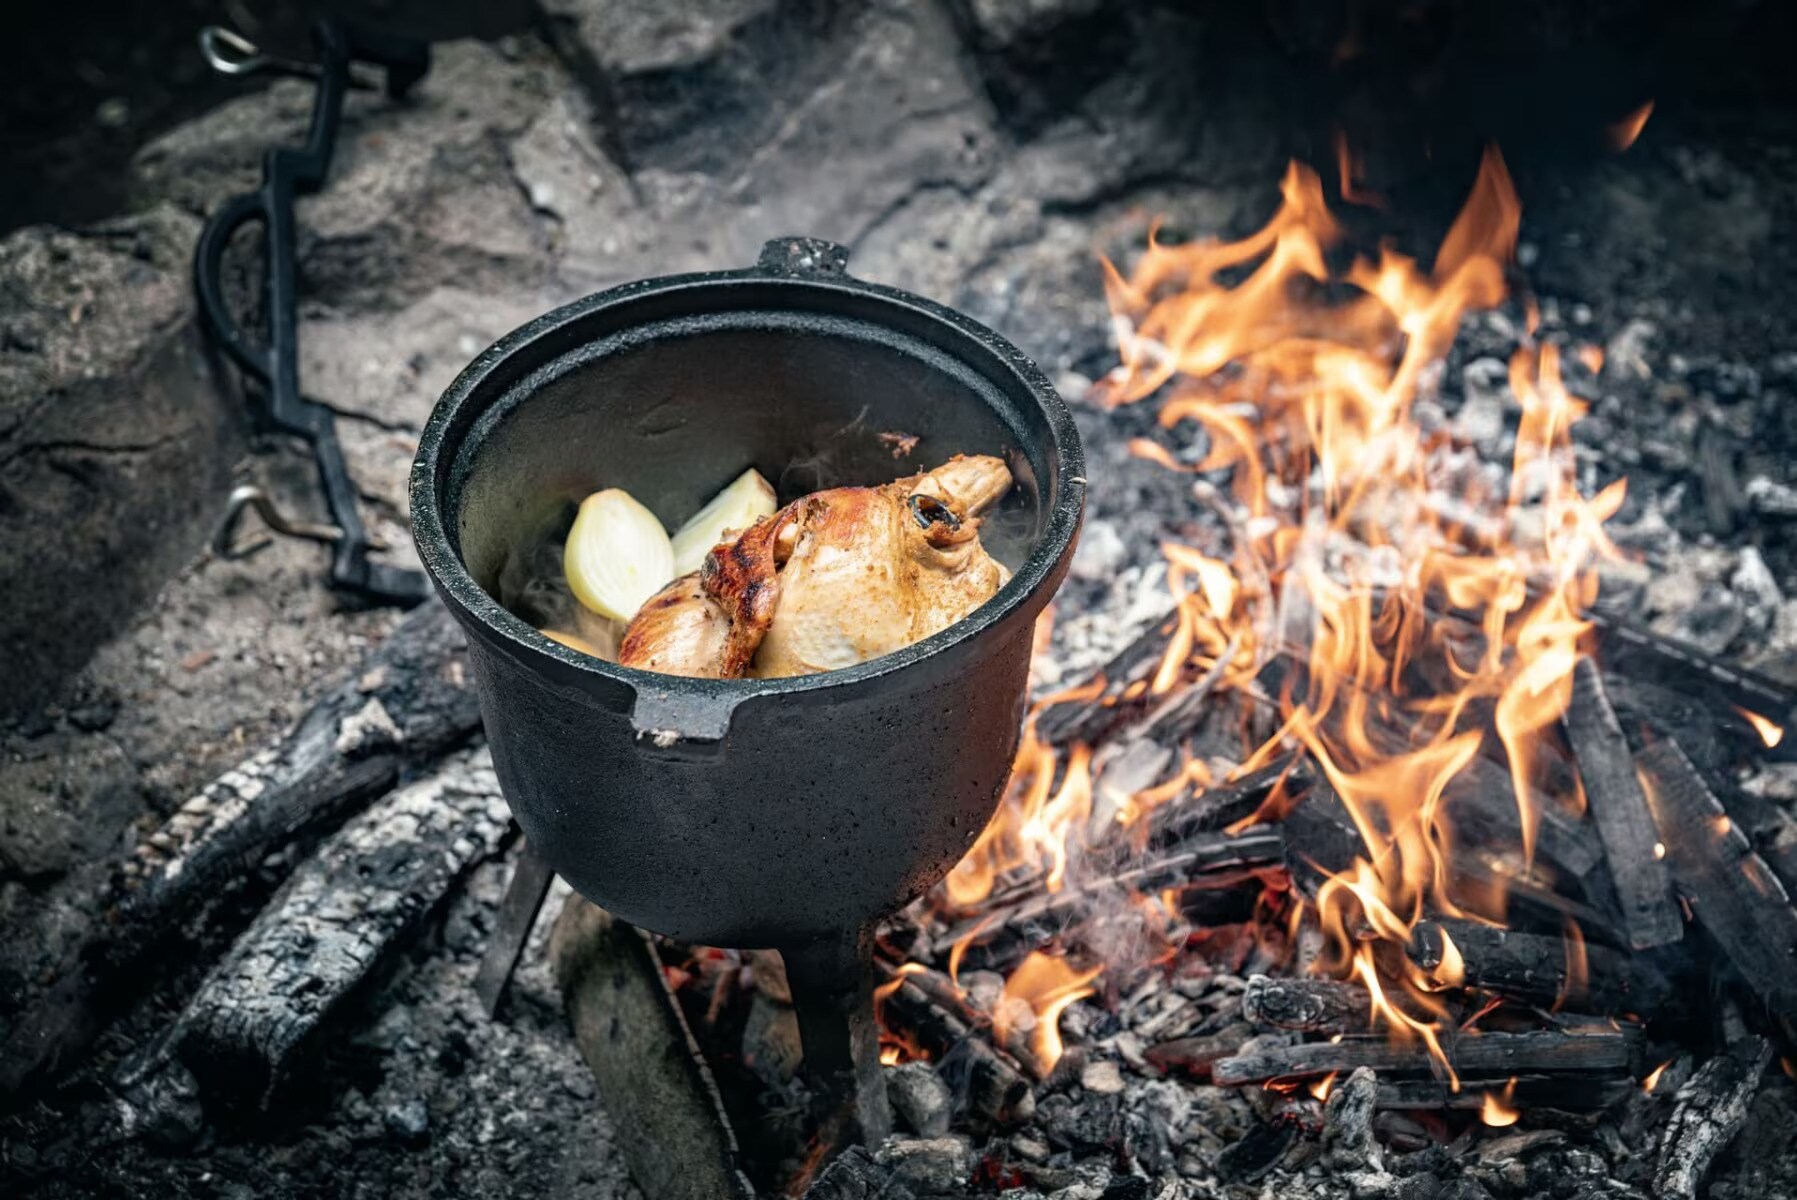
782;926;893;1150
755;236;851;279
627;687;735;755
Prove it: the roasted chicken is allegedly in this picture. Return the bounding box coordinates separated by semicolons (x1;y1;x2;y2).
618;454;1013;678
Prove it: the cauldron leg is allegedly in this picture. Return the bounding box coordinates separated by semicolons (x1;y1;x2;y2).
781;927;893;1147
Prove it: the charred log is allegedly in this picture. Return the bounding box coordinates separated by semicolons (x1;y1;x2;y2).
1241;974;1372;1035
1637;738;1797;1026
1407;919;1672;1017
1653;1037;1774;1200
1373;1075;1633;1112
1563;659;1683;949
0;600;481;1097
1212;1025;1640;1085
169;749;509;1102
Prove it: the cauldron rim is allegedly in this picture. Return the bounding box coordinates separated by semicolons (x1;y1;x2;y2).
409;242;1085;736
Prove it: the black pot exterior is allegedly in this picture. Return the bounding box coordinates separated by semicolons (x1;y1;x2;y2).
410;238;1084;948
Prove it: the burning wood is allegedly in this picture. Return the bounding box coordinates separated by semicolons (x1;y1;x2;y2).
1563;659;1683;949
1406;919;1672;1017
1211;1026;1641;1086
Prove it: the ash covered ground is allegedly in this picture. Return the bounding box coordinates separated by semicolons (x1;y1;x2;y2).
4;1;1797;1197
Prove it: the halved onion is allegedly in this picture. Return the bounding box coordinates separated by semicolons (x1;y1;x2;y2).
564;488;675;622
671;467;777;576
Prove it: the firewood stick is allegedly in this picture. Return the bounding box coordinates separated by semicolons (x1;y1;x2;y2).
0;600;482;1098
1241;974;1372;1034
1211;1025;1640;1085
1563;659;1683;950
169;748;509;1102
1407;919;1672;1017
1637;738;1797;1024
552;897;757;1200
1653;1037;1773;1200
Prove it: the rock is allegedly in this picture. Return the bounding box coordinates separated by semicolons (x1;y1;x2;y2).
131;42;558;309
0;204;235;714
875;1134;974;1193
887;1060;953;1137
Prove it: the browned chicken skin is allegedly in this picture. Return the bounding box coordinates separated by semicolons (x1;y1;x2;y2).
618;454;1013;679
618;505;793;677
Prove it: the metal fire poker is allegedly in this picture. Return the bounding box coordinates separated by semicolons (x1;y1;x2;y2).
193;22;432;605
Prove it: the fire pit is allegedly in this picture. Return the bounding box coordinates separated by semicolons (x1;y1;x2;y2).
408;235;1084;1145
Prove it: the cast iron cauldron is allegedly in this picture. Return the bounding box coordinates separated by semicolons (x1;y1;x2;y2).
409;237;1082;1140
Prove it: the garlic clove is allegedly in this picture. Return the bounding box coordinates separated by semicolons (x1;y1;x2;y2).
564;488;676;622
671;467;778;576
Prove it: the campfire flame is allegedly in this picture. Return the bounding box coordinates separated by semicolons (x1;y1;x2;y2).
928;144;1635;1090
1480;1078;1522;1126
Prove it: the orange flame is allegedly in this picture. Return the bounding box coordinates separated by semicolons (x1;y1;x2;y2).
1738;707;1785;748
993;952;1103;1071
928;143;1626;1101
1607;101;1654;152
1480;1078;1521;1126
1642;1059;1673;1094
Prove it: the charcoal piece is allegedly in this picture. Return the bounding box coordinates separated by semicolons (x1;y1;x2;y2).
1037;1089;1122;1151
1241;974;1371;1034
1212;1026;1639;1085
886;1062;952;1137
873;962;1031;1126
552;897;756;1200
1653;1037;1774;1200
874;1135;974;1193
1215;1119;1298;1184
804;1146;895;1200
1406;919;1671;1017
170;748;509;1102
1563;659;1683;950
0;601;481;1097
1373;1075;1633;1112
1637;739;1797;1025
1321;1067;1381;1174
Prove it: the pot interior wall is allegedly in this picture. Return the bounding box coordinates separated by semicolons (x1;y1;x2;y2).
449;303;1055;607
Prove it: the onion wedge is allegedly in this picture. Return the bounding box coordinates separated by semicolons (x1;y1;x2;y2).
564;488;675;622
671;468;777;576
